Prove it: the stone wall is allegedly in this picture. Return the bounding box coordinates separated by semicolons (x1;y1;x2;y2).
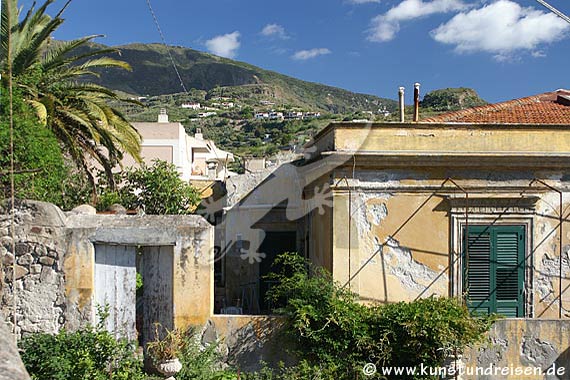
0;201;68;336
0;200;215;340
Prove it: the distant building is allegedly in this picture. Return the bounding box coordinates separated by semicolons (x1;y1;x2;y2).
303;112;321;119
198;112;217;118
269;111;284;120
284;111;303;120
181;102;201;110
124;111;235;181
255;112;269;120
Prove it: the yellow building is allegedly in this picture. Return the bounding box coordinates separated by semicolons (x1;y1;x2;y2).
305;89;570;318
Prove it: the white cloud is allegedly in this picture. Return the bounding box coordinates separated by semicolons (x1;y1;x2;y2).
431;0;569;59
292;48;332;60
205;31;241;58
368;0;468;42
261;24;289;39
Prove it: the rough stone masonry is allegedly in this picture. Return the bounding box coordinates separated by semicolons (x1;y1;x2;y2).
0;200;68;337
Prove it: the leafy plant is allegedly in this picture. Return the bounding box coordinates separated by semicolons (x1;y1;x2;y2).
97;159;201;214
0;86;92;209
158;325;239;380
265;252;497;380
19;322;144;380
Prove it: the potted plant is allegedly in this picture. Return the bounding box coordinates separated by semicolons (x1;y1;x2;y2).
147;323;192;378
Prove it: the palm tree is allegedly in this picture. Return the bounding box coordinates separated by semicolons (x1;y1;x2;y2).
1;0;141;199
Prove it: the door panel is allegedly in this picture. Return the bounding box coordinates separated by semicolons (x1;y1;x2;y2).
94;244;137;341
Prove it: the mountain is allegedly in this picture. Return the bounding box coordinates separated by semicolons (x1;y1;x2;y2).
80;42;397;114
421;88;487;111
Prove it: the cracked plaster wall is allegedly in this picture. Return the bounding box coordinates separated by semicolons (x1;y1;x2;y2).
321;169;570;315
463;319;570;380
333;182;449;302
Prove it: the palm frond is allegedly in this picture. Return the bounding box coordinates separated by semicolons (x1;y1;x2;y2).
27;99;47;125
3;0;142;193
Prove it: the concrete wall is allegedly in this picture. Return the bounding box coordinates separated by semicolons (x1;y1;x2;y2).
0;201;68;336
202;315;292;372
0;200;215;338
463;319;570;380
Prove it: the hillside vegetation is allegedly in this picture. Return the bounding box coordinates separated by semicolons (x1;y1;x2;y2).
421;87;487;111
75;41;487;159
80;42;397;114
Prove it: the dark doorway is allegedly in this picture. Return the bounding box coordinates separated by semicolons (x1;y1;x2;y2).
259;231;297;312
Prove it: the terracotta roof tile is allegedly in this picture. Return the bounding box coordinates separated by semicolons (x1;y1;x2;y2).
423;89;570;124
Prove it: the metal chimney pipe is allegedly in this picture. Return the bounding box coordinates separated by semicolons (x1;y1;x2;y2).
398;87;405;122
413;82;420;122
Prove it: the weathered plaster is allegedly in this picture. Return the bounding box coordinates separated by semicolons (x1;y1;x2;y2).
206;315;292;372
1;201;215;339
464;319;570;379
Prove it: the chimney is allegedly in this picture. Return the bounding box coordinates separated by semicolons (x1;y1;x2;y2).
158;108;169;123
413;83;420;122
195;127;203;140
398;87;405;122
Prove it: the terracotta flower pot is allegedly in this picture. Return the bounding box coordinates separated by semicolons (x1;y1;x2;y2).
157;358;183;377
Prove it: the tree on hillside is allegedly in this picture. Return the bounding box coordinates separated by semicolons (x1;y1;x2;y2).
0;0;142;200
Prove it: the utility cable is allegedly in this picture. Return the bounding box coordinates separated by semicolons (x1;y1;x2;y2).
145;0;189;94
536;0;570;24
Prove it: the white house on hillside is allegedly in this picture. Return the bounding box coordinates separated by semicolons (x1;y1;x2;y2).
124;110;235;181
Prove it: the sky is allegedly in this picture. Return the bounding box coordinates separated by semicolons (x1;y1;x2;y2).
24;0;570;103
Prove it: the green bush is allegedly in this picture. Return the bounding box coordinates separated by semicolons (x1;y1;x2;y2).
19;326;145;380
175;328;238;380
265;252;497;379
97;159;201;214
0;87;94;210
0;87;87;208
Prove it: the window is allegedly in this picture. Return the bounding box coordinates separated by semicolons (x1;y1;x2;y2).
463;225;525;317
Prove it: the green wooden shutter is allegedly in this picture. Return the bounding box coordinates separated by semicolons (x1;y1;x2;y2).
464;225;525;317
465;226;492;315
494;226;525;317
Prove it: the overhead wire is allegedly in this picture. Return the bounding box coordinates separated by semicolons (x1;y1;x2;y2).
535;0;570;24
145;0;189;94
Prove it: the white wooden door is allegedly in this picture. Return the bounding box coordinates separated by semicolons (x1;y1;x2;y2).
94;244;137;341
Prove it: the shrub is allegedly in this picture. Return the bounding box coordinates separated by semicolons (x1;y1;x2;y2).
0;87;90;208
19;324;144;380
265;252;497;380
97;159;201;214
175;328;238;380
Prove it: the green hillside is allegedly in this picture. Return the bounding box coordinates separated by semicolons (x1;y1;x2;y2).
80;42;397;114
421;87;487;111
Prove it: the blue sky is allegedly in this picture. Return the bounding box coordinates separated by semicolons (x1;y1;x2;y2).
27;0;570;103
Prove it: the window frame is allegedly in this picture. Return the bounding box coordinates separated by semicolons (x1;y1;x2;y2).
462;224;525;317
450;214;533;318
